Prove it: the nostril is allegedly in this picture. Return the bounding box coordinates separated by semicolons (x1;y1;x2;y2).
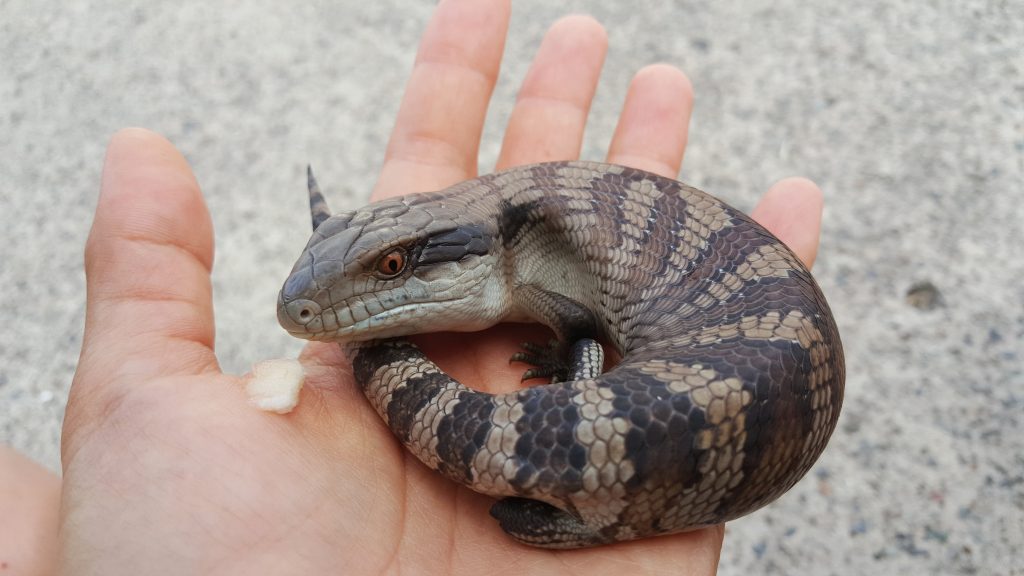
280;299;322;329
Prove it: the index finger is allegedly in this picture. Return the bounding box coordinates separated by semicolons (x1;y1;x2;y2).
372;0;511;200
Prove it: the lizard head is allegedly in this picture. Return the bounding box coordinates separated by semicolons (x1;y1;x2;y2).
277;169;510;342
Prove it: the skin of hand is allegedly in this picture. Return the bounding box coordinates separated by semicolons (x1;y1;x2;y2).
54;0;825;574
0;446;61;576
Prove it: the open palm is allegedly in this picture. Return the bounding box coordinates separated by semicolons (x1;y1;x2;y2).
61;1;824;574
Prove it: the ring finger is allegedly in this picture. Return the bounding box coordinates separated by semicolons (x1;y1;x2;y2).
606;63;694;178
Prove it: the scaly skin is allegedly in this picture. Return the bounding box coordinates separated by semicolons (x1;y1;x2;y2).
278;160;844;548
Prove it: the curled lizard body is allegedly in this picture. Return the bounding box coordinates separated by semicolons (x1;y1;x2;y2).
278;161;844;548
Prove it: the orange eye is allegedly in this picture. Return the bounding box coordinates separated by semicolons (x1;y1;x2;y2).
376;249;407;278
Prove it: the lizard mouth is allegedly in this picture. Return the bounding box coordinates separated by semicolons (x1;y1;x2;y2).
283;295;471;342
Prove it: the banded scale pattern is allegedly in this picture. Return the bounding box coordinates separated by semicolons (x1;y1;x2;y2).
279;160;845;548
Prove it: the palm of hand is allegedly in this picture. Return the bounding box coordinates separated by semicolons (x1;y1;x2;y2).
62;2;823;574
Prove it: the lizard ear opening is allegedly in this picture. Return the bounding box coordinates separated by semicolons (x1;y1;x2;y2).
307;165;332;231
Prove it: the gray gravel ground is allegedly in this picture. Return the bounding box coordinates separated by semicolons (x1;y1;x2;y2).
2;1;1022;574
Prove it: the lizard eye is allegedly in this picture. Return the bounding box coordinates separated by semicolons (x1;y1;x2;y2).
375;248;407;278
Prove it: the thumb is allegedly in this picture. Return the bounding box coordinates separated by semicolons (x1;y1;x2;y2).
72;129;219;409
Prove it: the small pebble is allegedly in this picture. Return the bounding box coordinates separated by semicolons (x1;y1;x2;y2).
905;281;943;310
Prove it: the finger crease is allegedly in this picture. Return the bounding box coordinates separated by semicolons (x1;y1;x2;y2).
413;58;498;90
96;233;213;273
515;93;590;116
385;132;474;174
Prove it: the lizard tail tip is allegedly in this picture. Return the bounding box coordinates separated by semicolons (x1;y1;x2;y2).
306;164;331;231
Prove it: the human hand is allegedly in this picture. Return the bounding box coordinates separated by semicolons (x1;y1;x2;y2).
60;0;823;574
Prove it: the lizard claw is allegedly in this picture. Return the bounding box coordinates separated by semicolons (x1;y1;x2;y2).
510;339;570;383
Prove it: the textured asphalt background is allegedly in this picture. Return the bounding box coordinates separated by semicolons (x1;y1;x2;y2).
2;1;1022;574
